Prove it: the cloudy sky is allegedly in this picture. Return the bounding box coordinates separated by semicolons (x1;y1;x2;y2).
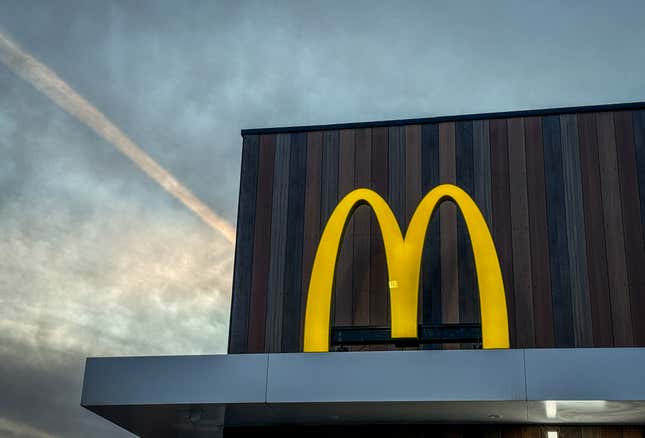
1;1;644;436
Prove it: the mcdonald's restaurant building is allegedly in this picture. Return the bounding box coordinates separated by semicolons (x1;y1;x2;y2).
82;102;645;437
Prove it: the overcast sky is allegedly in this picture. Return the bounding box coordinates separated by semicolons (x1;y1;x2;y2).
1;1;645;436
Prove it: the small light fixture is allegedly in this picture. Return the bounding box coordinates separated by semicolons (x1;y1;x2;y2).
487;414;500;419
547;431;558;438
546;400;557;419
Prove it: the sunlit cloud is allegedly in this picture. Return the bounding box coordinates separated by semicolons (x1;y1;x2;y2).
0;31;235;244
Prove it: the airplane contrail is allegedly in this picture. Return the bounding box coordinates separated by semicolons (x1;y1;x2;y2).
0;31;236;245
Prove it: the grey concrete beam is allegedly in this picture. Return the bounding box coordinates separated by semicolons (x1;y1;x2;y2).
81;354;268;406
266;350;526;403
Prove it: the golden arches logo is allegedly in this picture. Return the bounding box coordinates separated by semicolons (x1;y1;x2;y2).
303;184;509;352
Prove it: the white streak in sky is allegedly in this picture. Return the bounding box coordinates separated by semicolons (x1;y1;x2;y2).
0;31;236;245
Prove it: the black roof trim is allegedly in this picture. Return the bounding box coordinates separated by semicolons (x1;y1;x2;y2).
241;101;645;136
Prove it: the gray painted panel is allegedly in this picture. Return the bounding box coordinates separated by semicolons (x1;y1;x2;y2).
266;350;525;403
82;354;268;406
525;348;645;401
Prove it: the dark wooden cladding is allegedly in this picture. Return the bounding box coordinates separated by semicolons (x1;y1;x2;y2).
247;135;276;353
543;115;575;348
353;128;371;327
577;113;613;347
231;104;645;353
439;122;458;327
507;118;534;348
300;132;322;337
524;116;555;348
334;130;355;327
370;127;389;328
456;121;478;327
421;124;442;327
281;132;308;352
561;114;594;347
228;134;259;354
490;118;516;348
226;425;644;437
597;112;633;346
265;134;290;352
614;111;645;347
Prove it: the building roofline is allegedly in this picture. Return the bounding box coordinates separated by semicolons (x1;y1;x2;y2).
241;100;645;136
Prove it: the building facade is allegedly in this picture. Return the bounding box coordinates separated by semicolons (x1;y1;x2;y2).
82;102;645;437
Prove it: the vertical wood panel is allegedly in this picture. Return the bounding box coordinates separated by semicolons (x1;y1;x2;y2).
405;125;422;228
421;124;442;328
524;116;554;348
614;111;645;346
439;122;458;326
600;427;624;438
229;134;260;354
300;131;323;347
577;113;613;347
596;112;633;346
353;128;372;326
456;121;478;327
371;127;389;326
265;133;291;352
543;115;574;347
507;117;535;348
405;125;422;323
473;120;492;224
282;132;308;352
321;131;340;225
561;114;594;347
335;129;356;326
634;110;645;249
622;427;643;438
321;131;339;344
490;118;516;347
248;135;276;352
389;126;406;226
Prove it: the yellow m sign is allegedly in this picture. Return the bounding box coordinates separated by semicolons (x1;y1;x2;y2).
303;184;509;352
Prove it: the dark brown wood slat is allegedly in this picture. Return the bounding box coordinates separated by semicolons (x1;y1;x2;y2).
614;111;645;346
365;128;393;349
560;427;583;438
389;126;406;226
248;134;276;353
621;427;643;438
335;129;355;326
229;134;260;354
281;132;308;352
524;117;555;348
524;117;554;347
473;120;492;225
580;426;602;438
456;121;478;330
507;117;535;348
600;427;624;438
370;126;389;327
300;131;323;348
405;124;422;324
543;115;575;347
353;128;372;326
265;133;291;352
321;131;340;226
596;112;633;346
561;114;594;347
633;110;645;251
405;125;422;228
490;118;517;347
439;122;459;328
421;124;442;329
577;113;613;347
